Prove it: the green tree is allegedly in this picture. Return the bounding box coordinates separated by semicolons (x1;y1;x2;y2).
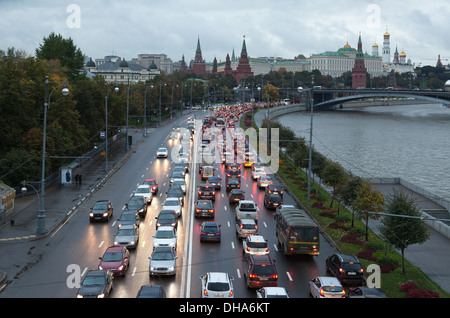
352;180;384;241
379;189;430;274
322;161;348;207
35;32;85;82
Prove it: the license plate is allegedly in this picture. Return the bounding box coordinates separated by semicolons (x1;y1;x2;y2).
259;277;268;280
348;272;356;275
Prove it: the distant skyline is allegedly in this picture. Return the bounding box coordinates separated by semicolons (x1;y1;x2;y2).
1;0;449;67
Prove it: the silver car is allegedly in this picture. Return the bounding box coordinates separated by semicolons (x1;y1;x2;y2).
236;219;258;239
152;226;177;250
171;178;186;194
156;147;168;158
114;224;139;249
134;185;153;205
309;276;345;298
148;247;178;276
162;197;182;217
200;272;234;298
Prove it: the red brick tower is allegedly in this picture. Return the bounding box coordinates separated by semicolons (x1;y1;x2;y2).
191;37;206;76
352;33;367;89
234;36;253;84
224;53;233;76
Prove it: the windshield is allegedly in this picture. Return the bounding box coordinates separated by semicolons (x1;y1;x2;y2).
136;188;150;193
93;202;108;210
128;198;142;206
323;286;344;293
120;214;135;221
102;252;123;262
152;251;174;260
117;229;135;236
252;265;276;276
289;227;319;242
82;275;106;286
207;282;230;292
155;230;174;238
164;200;179;206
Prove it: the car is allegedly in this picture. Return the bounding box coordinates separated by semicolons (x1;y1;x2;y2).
226;168;241;180
148;246;178;276
89;200;113;222
143;178;158;193
156;147;168;158
162;197;182;217
117;210;140;228
225;178;241;192
134;185;153;205
325;253;365;285
175;162;189;173
201;165;214;180
244;254;278;288
98;246;130;276
229;189;245;203
76;270;114;298
236;219;258;239
265;184;284;199
172;165;186;178
114;224;139;249
207;176;221;189
198;184;215;201
126;195;146;218
252;167;265;180
242;235;269;256
170;170;185;184
195;200;215;218
263;193;283;209
136;285;166;298
200;272;234;298
346;286;387;298
166;185;185;206
171;178;186;194
309;276;346;298
257;175;273;188
200;222;221;242
256;287;289;298
152;226;177;250
155;210;178;229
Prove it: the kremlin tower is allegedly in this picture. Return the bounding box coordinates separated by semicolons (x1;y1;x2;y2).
190;37;206;76
352;33;367;88
234;36;254;84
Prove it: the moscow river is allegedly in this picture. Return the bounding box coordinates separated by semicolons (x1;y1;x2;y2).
277;102;450;200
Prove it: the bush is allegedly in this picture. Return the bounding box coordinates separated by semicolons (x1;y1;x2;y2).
357;249;377;261
406;289;440;298
341;233;365;246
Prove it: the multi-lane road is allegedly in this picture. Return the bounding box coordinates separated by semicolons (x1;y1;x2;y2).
1;109;338;298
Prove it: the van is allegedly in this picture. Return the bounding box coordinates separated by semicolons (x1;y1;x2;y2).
244;254;278;288
201;166;214;180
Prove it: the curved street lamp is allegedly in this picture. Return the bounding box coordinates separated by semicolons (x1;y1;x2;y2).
37;76;69;235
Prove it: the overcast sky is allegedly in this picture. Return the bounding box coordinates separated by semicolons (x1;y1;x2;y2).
1;0;448;67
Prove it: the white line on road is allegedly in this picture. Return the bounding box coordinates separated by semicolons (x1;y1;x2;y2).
231;242;235;249
286;271;293;281
236;268;241;278
98;241;104;248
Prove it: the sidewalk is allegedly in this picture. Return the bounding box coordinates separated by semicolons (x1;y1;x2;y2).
0;127;149;287
254;108;450;294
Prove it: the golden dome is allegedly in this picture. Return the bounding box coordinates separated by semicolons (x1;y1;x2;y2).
384;27;390;38
373;42;379;47
400;49;406;58
344;41;351;48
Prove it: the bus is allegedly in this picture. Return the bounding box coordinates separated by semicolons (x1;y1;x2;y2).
274;208;320;256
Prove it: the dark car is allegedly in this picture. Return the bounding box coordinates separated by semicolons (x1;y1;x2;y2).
229;189;245;203
263;193;283;209
207;176;221;189
346;286;387;298
155;210;178;229
76;270;114;298
195;200;215;218
244;255;278;289
126;195;147;218
117;210;140;228
326;253;365;285
200;221;221;242
89;200;113;222
226;178;241;192
226;168;241;179
264;184;284;199
166;185;185;206
198;184;215;201
136;285;166;298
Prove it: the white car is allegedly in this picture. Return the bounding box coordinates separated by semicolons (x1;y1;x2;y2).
256;287;289;298
242;235;269;256
114;224;139;249
162;197;182;217
309;276;346;298
148;246;178;276
252;167;265;180
152;226;177;250
134;185;153;204
171;178;186;194
200;272;234;298
257;176;273;188
156;147;168;158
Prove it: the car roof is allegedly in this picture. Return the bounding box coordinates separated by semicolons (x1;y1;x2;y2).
118;224;135;230
95;199;110;203
262;287;288;295
207;272;230;282
137;185;150;189
202;221;219;227
240;219;256;224
104;246;125;253
317;276;342;286
156;226;174;231
247;235;265;242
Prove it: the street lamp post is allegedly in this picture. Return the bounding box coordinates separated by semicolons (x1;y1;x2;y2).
105;83;119;171
38;76;69;235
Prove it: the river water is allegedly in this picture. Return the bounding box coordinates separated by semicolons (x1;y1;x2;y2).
277;103;450;200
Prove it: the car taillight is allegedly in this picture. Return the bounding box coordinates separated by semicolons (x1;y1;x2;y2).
198;191;202;195
271;274;278;279
229;290;233;297
209;210;214;213
319;288;325;297
203;289;208;296
339;268;344;273
201;232;206;235
249;274;257;278
246;246;251;252
342;290;346;297
265;247;269;252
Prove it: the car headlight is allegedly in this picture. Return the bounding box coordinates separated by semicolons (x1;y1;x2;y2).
97;293;105;298
76;294;84;298
168;266;174;271
117;265;123;271
89;213;94;217
103;212;109;217
98;265;103;270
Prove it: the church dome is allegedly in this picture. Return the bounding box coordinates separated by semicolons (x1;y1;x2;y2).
148;60;158;70
86;57;95;67
372;42;378;47
400;50;406;58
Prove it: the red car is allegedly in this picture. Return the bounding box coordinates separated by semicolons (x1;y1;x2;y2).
98;246;130;276
144;178;158;193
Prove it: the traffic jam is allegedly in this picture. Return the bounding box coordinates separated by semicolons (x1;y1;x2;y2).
78;104;372;299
